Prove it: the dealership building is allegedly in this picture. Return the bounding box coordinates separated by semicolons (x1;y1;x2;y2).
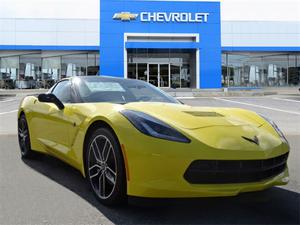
0;0;299;89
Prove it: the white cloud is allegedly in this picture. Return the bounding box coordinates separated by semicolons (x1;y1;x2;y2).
0;0;299;21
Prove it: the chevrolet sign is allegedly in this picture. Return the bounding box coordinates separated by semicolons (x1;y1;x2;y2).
141;12;209;23
113;12;209;23
113;12;138;21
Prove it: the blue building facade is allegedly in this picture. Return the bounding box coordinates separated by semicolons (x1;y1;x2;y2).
100;0;221;88
0;1;299;89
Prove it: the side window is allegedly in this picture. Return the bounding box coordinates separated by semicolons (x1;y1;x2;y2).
52;80;72;103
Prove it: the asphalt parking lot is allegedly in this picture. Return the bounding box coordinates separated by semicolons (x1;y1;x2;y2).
0;94;299;225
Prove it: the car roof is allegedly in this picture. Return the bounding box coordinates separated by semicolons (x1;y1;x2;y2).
70;75;144;83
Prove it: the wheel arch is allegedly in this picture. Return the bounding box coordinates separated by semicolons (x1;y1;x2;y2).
18;110;25;118
82;120;127;180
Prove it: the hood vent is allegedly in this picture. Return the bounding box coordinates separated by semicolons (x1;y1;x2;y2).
183;111;224;117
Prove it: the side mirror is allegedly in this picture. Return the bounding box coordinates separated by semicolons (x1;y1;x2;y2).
38;93;65;110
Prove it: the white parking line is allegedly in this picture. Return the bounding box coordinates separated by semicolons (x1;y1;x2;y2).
272;97;300;103
214;97;300;115
176;96;196;99
0;99;16;103
0;110;18;115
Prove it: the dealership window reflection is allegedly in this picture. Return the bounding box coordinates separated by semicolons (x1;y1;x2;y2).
61;54;87;78
42;57;61;81
0;51;100;89
127;48;195;88
288;55;300;85
88;53;100;75
20;54;42;81
0;56;19;89
222;53;300;87
0;56;19;81
18;54;42;88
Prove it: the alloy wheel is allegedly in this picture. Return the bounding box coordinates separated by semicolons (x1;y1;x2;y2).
88;135;117;199
18;117;29;155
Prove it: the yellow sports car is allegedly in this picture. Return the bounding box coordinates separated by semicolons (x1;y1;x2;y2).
18;76;289;205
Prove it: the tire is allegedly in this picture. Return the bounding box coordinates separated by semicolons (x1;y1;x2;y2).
18;114;35;158
85;127;127;205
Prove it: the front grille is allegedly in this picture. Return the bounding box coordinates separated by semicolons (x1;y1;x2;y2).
184;153;288;184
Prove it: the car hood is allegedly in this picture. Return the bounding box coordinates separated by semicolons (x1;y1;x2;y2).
123;102;266;130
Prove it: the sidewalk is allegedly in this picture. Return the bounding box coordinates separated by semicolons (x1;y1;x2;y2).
0;86;299;98
164;87;300;97
0;89;47;97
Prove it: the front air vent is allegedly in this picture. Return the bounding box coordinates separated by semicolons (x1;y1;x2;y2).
183;111;224;117
184;153;289;184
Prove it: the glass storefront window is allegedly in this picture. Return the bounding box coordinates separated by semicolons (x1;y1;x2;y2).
19;54;42;81
226;54;245;86
88;53;100;75
181;64;191;88
262;55;288;86
137;63;147;81
42;56;61;82
127;48;196;88
288;54;300;85
171;64;181;88
244;57;262;87
61;54;87;78
0;56;19;81
148;49;169;61
296;54;300;85
127;63;137;79
0;51;99;89
159;64;169;87
222;52;299;87
127;63;147;81
149;64;159;86
222;54;227;86
0;56;19;88
0;50;299;89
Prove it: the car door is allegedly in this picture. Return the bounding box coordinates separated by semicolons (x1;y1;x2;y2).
31;80;75;159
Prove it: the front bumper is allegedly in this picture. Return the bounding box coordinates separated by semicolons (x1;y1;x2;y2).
127;167;289;198
115;117;290;198
123;136;289;198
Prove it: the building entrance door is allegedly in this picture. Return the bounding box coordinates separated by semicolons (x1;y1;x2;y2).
159;64;169;87
127;49;196;88
170;64;181;88
148;63;170;87
148;64;158;86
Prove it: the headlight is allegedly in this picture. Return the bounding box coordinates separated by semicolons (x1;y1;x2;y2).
120;109;191;143
259;114;288;144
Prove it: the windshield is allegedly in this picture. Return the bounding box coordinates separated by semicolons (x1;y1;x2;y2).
74;76;179;104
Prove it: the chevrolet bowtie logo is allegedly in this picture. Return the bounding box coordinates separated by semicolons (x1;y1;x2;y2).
113;12;138;21
242;136;260;146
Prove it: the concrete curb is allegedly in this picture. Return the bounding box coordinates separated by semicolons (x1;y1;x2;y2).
0;87;299;98
165;87;299;97
167;90;277;97
0;89;47;97
0;94;16;98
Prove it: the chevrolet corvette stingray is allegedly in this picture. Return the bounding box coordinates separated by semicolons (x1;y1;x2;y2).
18;76;289;205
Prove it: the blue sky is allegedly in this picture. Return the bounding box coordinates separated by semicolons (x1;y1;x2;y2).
0;0;299;21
